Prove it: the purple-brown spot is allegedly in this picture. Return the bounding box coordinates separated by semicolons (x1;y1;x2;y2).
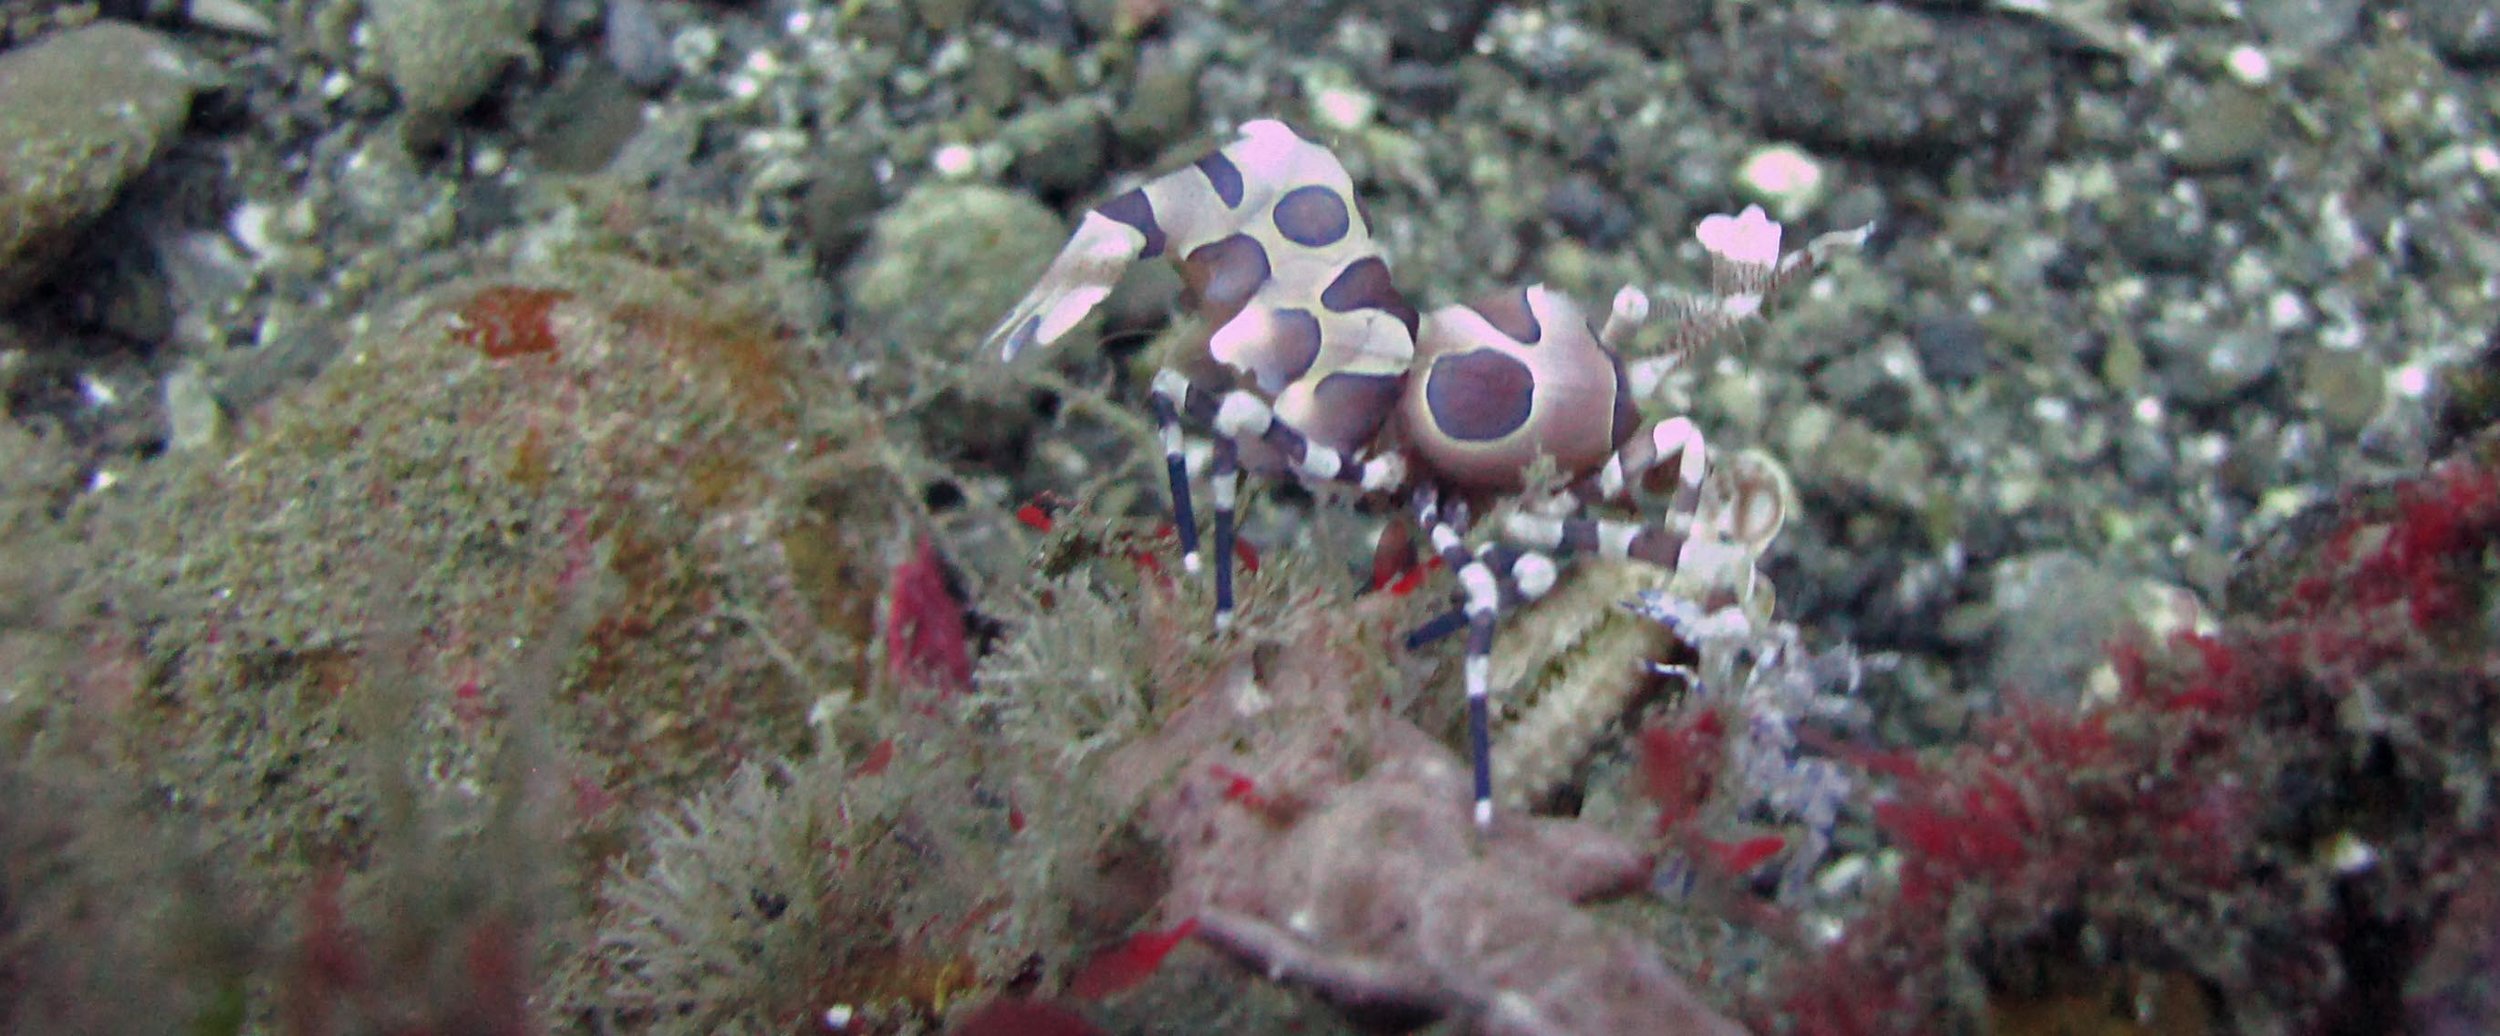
1095;188;1166;258
1319;257;1418;334
1424;349;1535;442
1248;308;1323;394
1561;520;1600;554
1272;185;1351;247
1303;370;1403;451
1195;152;1245;208
1607;351;1638;448
1468;288;1542;344
1182;234;1271;311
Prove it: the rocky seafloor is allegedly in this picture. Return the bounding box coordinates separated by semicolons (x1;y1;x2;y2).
1;1;2497;1034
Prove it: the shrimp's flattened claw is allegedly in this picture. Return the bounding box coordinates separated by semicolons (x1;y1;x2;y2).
988;211;1148;361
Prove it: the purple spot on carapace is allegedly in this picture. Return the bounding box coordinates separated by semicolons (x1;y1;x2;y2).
1304;370;1403;452
1425;349;1535;442
1183;234;1272;310
1251;308;1324;394
1319;257;1417;334
1468;287;1542;344
1272;185;1351;247
1195;151;1245;208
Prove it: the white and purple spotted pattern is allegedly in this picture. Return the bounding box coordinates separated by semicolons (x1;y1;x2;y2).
1404;284;1643;495
988;118;1416;457
987;116;1870;834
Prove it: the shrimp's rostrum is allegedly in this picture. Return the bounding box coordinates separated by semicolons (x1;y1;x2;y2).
987;118;1867;828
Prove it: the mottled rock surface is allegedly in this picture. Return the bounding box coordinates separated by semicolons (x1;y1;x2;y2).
0;20;197;304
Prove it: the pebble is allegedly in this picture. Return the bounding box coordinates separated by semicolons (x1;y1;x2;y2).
1235;0;1354;51
0;21;201;307
1375;61;1463;117
983;0;1082;48
2167;82;2277;173
1480;6;1606;90
2298;348;2385;435
1985;551;2131;704
162;363;228;452
187;0;279;38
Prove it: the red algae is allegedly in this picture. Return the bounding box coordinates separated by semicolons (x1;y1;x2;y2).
884;536;974;699
1753;447;2500;1034
1638;710;1726;836
1063;918;1200;1000
449;285;571;359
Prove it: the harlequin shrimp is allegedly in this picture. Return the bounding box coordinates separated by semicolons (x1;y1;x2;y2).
985;118;1865;826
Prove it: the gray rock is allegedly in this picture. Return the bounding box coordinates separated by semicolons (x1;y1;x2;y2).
0;21;200;307
368;0;540;126
1984;551;2131;704
528;64;650;174
1005;103;1108;198
2247;0;2363;54
603;0;676;92
795;148;883;270
2405;0;2500;65
1377;0;1494;63
1583;0;1713;56
2166;82;2278;173
2149;319;2279;406
1693;5;2054;162
1910;311;1992;386
1114;40;1205;154
1543;175;1633;249
845;182;1071;358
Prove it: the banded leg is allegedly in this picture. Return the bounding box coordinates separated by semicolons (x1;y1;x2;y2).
1149;373;1204;574
1156;366;1408;629
1427;501;1499;831
1402;509;1678;648
1195;376;1404;494
1499;510;1695;571
1566;416;1708;515
1415;490;1566;830
1209;434;1241;629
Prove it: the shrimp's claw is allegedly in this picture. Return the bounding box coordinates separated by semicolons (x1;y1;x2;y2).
988;210;1149;361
